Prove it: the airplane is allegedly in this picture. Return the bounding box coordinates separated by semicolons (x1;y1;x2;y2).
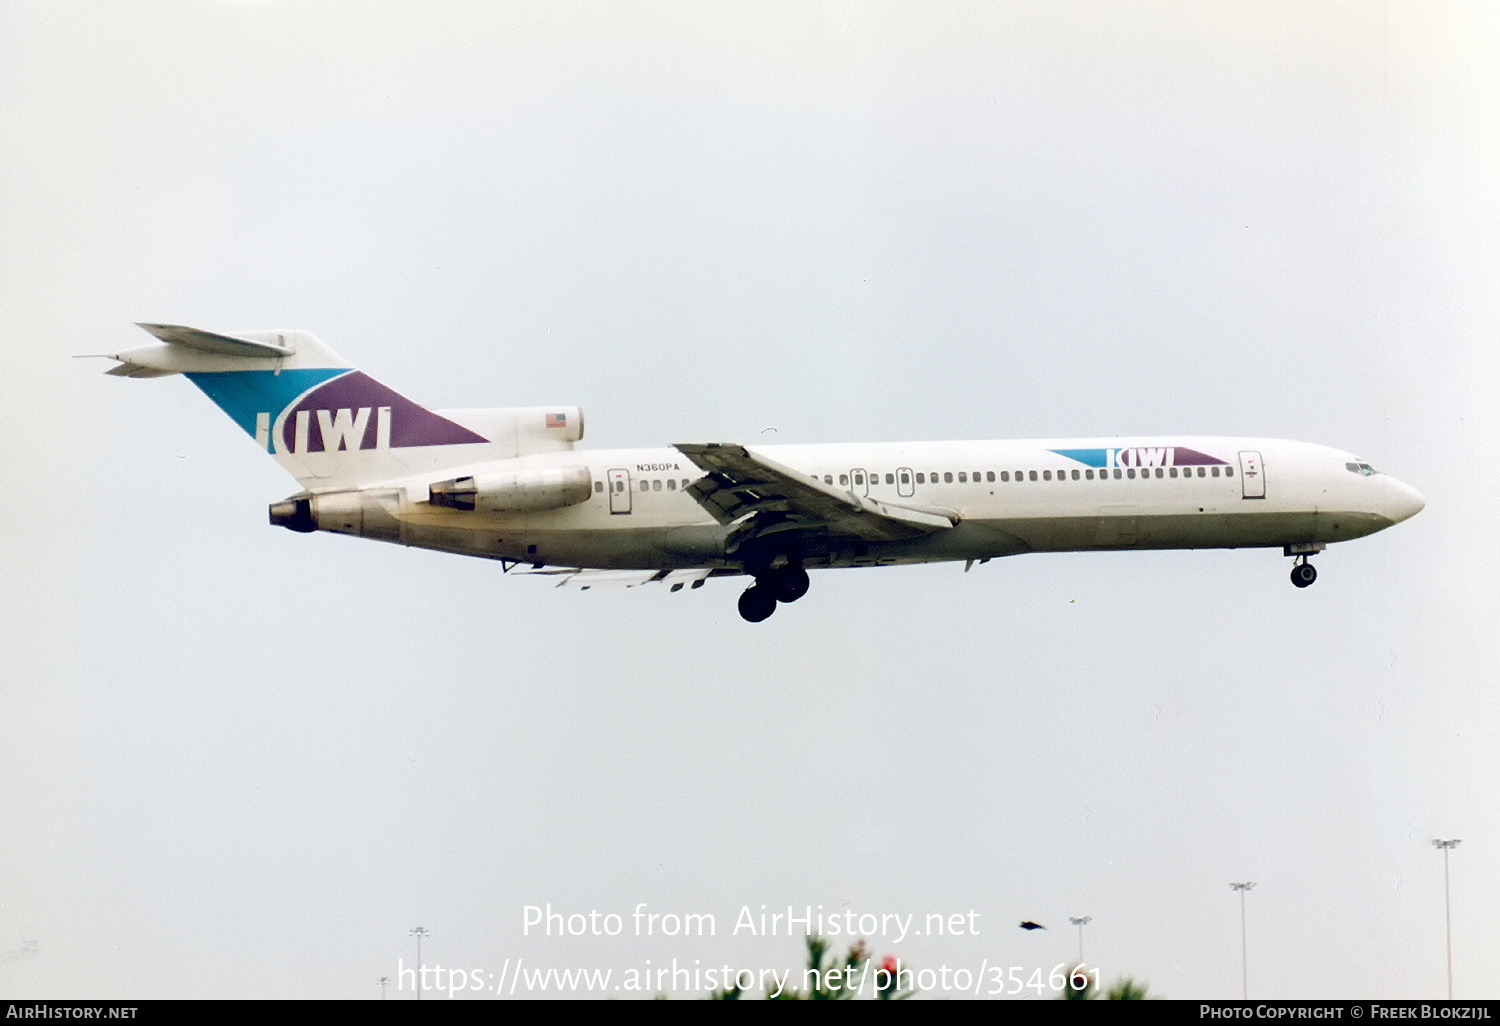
102;323;1425;622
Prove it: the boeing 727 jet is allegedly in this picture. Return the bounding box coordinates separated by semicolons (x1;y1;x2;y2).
104;324;1425;621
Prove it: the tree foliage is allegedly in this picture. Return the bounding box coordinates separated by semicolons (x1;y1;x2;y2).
708;935;914;1000
1058;970;1154;1000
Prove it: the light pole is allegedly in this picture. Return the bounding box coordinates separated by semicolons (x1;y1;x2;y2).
1069;916;1092;965
377;975;391;1000
1433;840;1460;999
1230;882;1255;999
410;926;430;1000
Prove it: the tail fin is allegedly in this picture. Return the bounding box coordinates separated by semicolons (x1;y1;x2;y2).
107;324;493;490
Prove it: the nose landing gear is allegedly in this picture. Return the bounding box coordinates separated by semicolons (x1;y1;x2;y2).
1285;543;1324;588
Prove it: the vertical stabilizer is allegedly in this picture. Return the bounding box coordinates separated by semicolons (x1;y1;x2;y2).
107;324;495;489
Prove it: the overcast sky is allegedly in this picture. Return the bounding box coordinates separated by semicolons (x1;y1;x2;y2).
3;0;1497;1000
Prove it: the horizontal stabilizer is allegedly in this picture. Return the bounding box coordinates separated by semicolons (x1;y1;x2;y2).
135;323;296;358
103;359;173;378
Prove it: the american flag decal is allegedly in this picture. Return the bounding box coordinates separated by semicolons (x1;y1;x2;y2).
546;412;567;428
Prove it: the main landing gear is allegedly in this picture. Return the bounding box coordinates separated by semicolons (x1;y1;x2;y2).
1285;542;1324;589
737;565;810;622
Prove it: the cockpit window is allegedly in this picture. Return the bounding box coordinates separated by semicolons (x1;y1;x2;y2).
1345;462;1378;476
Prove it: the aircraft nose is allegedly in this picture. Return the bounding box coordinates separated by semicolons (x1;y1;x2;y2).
1383;477;1425;524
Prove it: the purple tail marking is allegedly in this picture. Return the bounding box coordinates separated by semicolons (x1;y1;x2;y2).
279;371;488;453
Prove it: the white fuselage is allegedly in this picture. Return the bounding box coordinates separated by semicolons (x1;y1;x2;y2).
328;436;1424;573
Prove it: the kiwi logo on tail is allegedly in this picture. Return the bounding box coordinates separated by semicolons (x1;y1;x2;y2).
273;372;488;454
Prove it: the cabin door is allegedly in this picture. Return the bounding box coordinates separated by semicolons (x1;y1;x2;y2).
1238;451;1265;499
608;469;632;514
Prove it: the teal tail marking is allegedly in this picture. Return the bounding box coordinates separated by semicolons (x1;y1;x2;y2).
185;369;349;439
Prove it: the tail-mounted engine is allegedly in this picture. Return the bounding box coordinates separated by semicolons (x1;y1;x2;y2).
428;465;593;514
268;489;402;541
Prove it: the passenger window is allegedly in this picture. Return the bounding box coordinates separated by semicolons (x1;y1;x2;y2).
1085;469;1094;480
1211;467;1220;477
1197;467;1206;478
824;475;833;484
1029;471;1038;481
1071;469;1080;480
958;472;968;483
1226;467;1234;477
944;472;953;483
839;474;848;485
885;473;894;485
1000;471;1009;482
1169;467;1178;478
667;479;676;490
1127;469;1136;479
594;481;604;493
899;472;910;485
640;480;649;491
916;473;925;484
1042;470;1052;481
986;471;995;482
1155;468;1164;479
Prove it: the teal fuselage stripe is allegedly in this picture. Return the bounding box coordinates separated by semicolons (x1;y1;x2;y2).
186;369;349;438
1050;448;1110;467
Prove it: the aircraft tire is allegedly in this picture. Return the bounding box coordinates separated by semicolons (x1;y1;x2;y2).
738;585;777;622
770;566;810;603
1291;563;1318;588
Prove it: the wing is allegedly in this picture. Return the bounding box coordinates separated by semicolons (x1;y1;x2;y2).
519;567;731;592
675;443;956;549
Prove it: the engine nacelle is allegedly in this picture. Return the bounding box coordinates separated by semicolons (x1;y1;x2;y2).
269;489;402;541
428;465;593;514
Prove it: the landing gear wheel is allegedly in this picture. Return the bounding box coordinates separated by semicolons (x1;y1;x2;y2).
770;566;810;603
738;585;777;622
1291;562;1318;588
